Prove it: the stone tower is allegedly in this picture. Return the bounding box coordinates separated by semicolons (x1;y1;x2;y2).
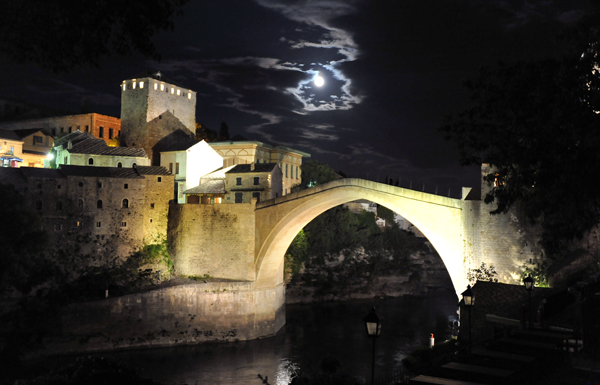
120;71;197;165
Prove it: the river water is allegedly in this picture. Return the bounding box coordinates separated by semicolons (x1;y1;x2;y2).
91;290;458;385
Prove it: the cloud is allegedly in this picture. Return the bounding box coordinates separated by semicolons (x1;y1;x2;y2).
22;78;119;108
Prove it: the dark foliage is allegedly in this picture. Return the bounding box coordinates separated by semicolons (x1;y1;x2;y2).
0;184;51;295
0;0;190;72
291;160;341;192
440;11;600;255
219;122;230;140
195;122;219;142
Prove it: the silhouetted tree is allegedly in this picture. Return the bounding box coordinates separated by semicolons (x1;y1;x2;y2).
219;122;230;140
441;11;600;254
195;122;218;142
0;0;190;72
292;160;341;192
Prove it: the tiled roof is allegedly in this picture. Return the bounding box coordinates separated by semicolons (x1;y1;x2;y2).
135;166;172;176
59;165;144;179
160;139;200;152
12;128;52;139
69;138;147;157
54;130;93;147
201;165;236;179
183;180;225;194
0;129;22;141
226;163;278;174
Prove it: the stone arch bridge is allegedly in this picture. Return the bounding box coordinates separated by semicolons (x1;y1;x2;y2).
171;176;536;300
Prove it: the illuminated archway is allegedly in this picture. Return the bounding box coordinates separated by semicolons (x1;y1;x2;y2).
255;179;467;297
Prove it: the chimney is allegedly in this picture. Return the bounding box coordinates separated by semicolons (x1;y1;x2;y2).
251;162;255;171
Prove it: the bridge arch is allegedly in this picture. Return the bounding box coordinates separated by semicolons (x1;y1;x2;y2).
255;179;469;298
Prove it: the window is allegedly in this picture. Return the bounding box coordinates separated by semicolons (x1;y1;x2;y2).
177;89;181;96
188;93;191;100
60;127;64;133
286;164;288;177
122;199;129;208
121;222;127;227
254;177;259;185
160;84;164;91
55;224;63;231
64;156;67;164
96;222;102;228
124;183;128;189
9;146;13;153
235;192;243;203
76;221;82;227
78;199;83;208
175;162;180;174
150;203;155;209
150;219;153;223
154;83;158;90
36;201;42;210
157;177;162;182
68;126;72;133
139;81;144;89
77;125;80;131
78;182;83;187
33;136;43;144
52;128;57;136
57;184;61;189
296;166;299;179
99;127;104;138
117;162;122;168
56;201;62;210
133;81;137;89
169;163;173;173
85;125;89;132
97;200;103;209
98;182;103;188
109;128;113;139
252;192;261;203
88;158;94;165
122;83;126;91
236;177;242;186
132;163;137;168
171;87;175;94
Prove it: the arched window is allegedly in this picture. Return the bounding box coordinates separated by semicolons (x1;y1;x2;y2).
97;200;103;209
88;158;94;165
56;201;62;210
132;163;137;168
122;199;129;208
117;162;122;168
78;199;84;208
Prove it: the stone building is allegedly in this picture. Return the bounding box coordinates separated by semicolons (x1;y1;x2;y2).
53;131;150;168
209;140;309;195
0;113;121;146
12;128;54;167
160;139;223;204
224;163;282;204
120;72;196;165
0;129;25;167
182;165;235;204
0;165;173;260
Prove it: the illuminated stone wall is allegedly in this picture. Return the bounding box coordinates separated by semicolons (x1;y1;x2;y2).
254;178;539;298
120;77;196;164
41;281;285;355
168;202;256;281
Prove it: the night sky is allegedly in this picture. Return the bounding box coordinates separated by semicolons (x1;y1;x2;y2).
0;1;592;195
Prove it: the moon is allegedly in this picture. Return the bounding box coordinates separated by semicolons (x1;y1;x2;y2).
314;75;324;87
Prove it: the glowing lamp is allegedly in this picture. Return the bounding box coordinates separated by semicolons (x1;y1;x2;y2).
524;275;534;291
363;307;382;338
462;285;475;307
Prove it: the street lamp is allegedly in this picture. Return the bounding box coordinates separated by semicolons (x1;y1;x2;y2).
363;307;383;385
461;285;475;354
524;274;535;329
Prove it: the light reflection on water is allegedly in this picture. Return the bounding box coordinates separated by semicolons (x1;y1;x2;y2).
79;292;457;385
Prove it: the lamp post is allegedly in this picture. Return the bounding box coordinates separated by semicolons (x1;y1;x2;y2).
524;275;535;329
461;285;475;355
363;307;383;385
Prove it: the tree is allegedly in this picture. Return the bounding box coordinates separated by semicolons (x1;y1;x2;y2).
292;160;341;192
0;184;50;294
0;0;190;72
195;122;218;142
440;12;600;255
219;122;230;140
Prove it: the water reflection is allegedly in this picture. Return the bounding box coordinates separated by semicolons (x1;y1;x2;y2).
89;291;457;384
